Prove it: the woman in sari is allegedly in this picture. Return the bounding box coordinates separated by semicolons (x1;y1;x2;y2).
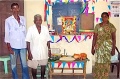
91;12;116;79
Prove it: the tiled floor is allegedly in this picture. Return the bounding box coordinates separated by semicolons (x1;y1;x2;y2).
0;63;119;79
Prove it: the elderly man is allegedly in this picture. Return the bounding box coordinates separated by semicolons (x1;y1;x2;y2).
25;14;51;79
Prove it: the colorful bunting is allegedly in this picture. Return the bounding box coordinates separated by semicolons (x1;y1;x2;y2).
65;0;69;4
50;35;93;43
80;2;87;13
81;62;84;68
96;17;99;22
92;0;95;4
108;5;111;10
44;2;47;21
70;0;74;3
58;62;62;68
72;62;76;68
51;35;54;42
77;35;81;41
84;0;86;3
100;18;102;22
62;62;66;68
48;0;51;4
85;3;89;16
56;0;60;3
92;6;94;12
51;62;55;68
67;62;71;68
92;12;95;14
76;62;80;68
108;11;111;17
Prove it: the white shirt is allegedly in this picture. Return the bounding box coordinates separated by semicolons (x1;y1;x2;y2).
4;15;26;49
25;25;52;60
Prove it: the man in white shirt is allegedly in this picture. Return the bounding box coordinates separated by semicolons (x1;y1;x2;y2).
25;14;51;79
4;3;30;79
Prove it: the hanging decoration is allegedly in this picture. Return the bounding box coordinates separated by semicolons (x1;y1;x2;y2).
50;35;93;43
43;0;113;31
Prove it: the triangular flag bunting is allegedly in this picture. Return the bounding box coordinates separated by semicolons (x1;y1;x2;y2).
51;62;55;68
72;62;76;68
100;18;102;22
67;62;71;68
77;35;81;41
81;62;85;68
66;35;71;42
108;5;111;10
51;36;54;42
96;17;99;22
76;62;80;68
92;6;94;11
62;62;66;68
58;62;62;68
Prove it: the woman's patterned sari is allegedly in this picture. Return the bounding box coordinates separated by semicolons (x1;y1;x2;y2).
93;22;116;79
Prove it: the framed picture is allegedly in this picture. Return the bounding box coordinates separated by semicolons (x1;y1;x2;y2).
61;16;76;35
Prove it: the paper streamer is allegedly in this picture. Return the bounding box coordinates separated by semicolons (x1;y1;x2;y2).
96;17;99;22
56;0;60;3
69;36;75;42
76;62;80;68
44;3;47;21
92;6;94;11
87;35;92;39
58;62;62;68
84;0;86;3
81;62;84;68
72;62;76;68
108;11;111;17
85;3;89;16
92;12;95;14
100;18;102;22
51;35;54;42
51;62;55;68
74;36;79;42
66;35;71;41
62;36;70;43
62;62;66;68
108;5;111;10
77;35;81;41
70;0;74;2
48;0;51;4
92;0;95;4
67;62;71;68
80;3;87;13
65;0;68;4
83;35;87;41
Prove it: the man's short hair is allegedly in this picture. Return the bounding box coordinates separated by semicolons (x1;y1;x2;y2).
11;3;19;9
34;14;42;20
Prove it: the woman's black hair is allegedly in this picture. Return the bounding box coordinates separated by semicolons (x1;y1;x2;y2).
11;3;19;9
101;12;109;17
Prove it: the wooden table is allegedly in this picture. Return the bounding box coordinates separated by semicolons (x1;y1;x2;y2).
49;60;87;79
